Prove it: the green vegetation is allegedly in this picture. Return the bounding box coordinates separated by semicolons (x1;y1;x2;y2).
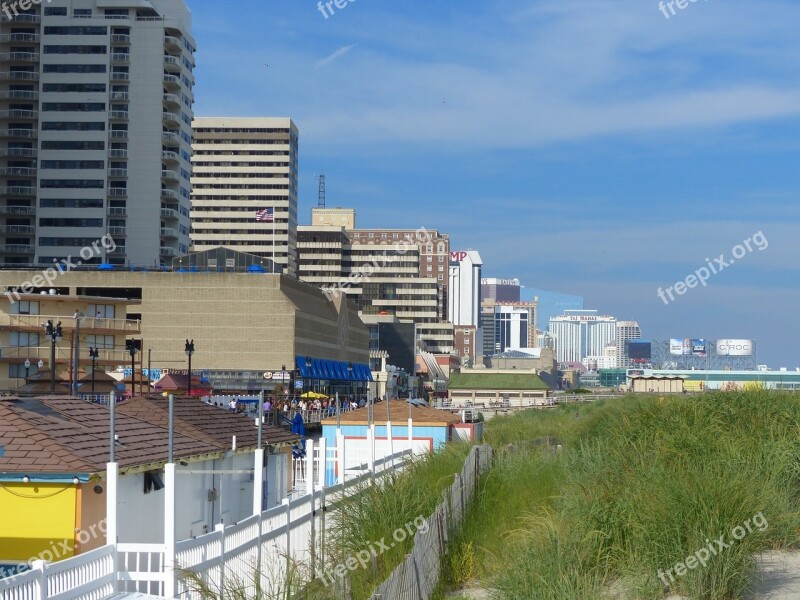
440;392;800;600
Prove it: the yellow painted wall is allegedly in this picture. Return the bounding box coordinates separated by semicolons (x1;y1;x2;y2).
0;483;76;562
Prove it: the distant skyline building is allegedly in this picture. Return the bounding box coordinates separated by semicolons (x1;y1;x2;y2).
616;320;642;368
549;309;617;363
481;278;520;303
448;250;482;327
0;0;196;267
190;117;299;275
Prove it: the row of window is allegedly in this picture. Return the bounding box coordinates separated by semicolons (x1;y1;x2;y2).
44;45;108;53
41;198;104;208
41;160;105;169
39;218;104;227
42;103;106;111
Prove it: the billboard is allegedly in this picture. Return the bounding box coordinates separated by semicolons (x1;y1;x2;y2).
669;338;706;356
716;339;754;356
628;341;652;360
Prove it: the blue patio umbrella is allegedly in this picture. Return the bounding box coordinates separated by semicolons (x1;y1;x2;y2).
247;264;266;273
97;263;114;270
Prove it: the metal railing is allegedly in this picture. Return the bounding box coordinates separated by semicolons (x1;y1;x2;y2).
0;313;142;334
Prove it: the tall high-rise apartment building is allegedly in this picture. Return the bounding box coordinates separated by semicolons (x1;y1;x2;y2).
615;320;642;368
0;0;195;267
548;309;617;364
190;117;298;275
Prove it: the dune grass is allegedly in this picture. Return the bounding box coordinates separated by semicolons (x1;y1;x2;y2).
440;392;800;600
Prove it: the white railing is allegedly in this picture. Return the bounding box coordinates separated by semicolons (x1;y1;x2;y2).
117;543;165;597
0;545;115;600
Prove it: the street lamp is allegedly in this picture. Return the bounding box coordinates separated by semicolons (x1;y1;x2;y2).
185;339;195;396
89;347;100;395
24;358;30;380
126;339;138;397
305;355;312;393
43;320;62;394
37;359;43;370
347;362;353;403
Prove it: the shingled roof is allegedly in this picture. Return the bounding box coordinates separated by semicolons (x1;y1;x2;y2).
0;396;299;476
320;401;461;427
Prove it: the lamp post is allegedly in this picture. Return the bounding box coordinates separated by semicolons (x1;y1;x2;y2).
126;339;138;398
89;347;99;395
72;311;84;396
347;362;353;404
43;320;62;394
37;359;43;370
24;358;30;380
305;355;312;394
185;339;195;397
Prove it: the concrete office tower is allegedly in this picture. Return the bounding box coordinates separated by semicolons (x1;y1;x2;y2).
616;320;642;368
191;117;299;275
481;278;520;303
0;0;196;267
548;309;617;364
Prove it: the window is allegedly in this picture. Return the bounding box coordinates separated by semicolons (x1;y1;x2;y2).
10;332;39;347
86;334;114;349
13;300;39;315
88;304;115;319
9;364;32;379
42;103;106;112
427;256;433;263
43;64;106;74
42;122;105;131
207;258;217;268
226;258;235;267
45;6;67;15
44;45;107;55
43;26;107;35
41;161;105;169
41;198;103;208
438;275;444;281
73;8;92;17
381;233;387;239
143;470;165;494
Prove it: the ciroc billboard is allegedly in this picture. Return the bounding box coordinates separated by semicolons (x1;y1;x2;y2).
716;339;754;356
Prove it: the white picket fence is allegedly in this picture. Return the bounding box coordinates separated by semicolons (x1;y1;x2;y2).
369;444;493;600
1;443;411;600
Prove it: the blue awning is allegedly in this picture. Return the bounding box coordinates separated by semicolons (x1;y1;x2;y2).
295;356;373;382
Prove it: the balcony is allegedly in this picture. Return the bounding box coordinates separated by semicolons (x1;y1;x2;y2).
0;129;36;139
109;110;128;120
3;244;34;254
109;149;128;159
163;55;180;71
0;314;142;335
108;206;127;216
162;93;180;107
110;72;129;81
108;226;126;237
160;207;179;220
107;188;127;198
159;247;176;257
111;34;130;44
161;150;180;163
2;225;34;234
0;33;39;43
111;53;130;64
161;169;178;182
110;92;129;101
160;227;178;239
0;109;37;119
0;72;39;81
108;246;125;255
0;167;36;177
0;90;37;101
0;52;39;63
108;168;127;177
0;205;34;215
161;131;178;146
164;35;181;50
0;148;36;158
160;188;178;200
8;14;40;23
162;112;179;125
162;74;180;88
109;130;128;140
0;186;35;196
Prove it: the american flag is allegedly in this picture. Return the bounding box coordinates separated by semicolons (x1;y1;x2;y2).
255;208;274;222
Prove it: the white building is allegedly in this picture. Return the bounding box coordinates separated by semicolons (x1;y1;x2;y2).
0;0;196;267
448;250;482;327
191;117;299;275
490;303;536;354
549;309;617;363
616;320;642;368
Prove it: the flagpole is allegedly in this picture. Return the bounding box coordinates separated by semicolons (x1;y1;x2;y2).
272;207;276;274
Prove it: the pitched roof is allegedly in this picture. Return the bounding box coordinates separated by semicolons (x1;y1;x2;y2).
321;401;461;427
448;372;551;391
0;395;299;476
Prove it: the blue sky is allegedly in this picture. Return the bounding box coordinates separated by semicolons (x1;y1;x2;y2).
187;0;800;367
